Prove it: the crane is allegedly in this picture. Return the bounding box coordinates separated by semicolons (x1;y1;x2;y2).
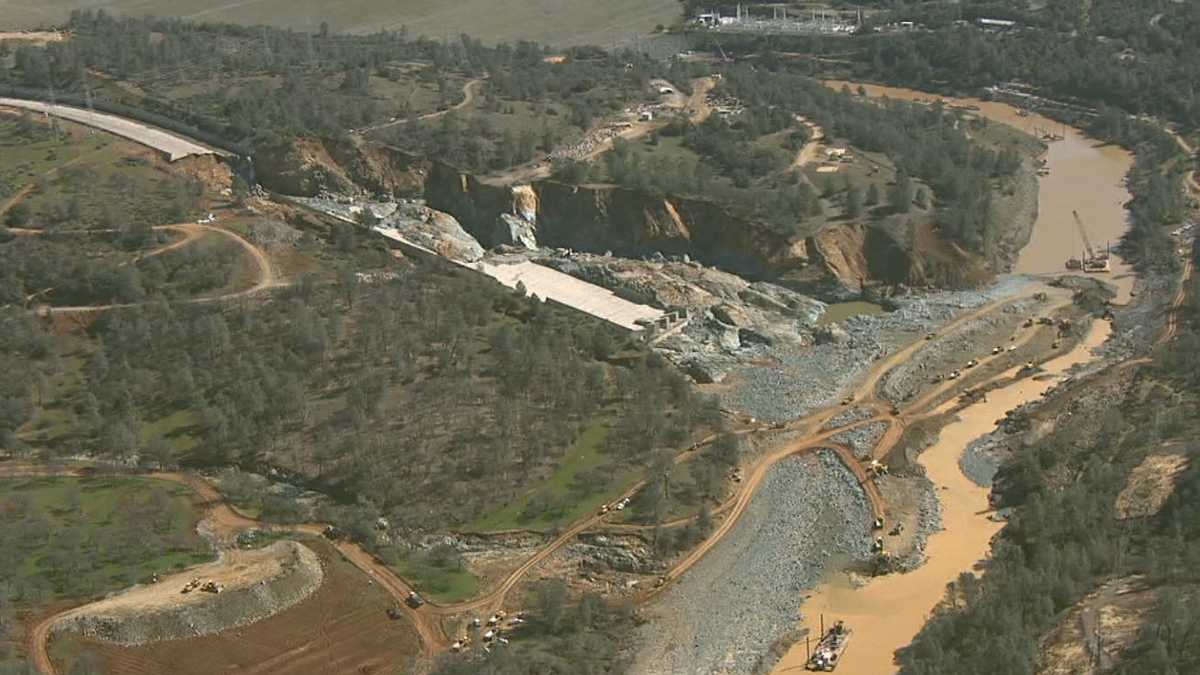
1072;210;1111;272
1072;210;1097;261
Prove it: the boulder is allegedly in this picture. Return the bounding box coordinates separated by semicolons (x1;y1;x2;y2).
494;213;538;250
711;303;749;327
814;323;851;345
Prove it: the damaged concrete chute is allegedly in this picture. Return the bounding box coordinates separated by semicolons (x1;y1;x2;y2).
482;260;665;331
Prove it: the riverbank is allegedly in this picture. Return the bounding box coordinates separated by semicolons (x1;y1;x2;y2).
827;81;1136;303
631;451;870;674
772;317;1113;674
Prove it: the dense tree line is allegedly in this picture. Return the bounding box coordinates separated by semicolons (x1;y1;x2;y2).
0;11;682;153
718;67;1020;253
1085;107;1188;273
431;579;637;674
0;232;243;307
0;310;57;451
58;260;713;529
900;267;1200;673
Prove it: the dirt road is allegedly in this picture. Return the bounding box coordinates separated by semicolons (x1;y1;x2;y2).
38;221;279;314
484;77;715;185
793;117;825;168
358;77;487;136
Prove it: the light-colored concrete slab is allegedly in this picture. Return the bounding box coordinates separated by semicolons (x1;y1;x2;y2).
0;98;226;161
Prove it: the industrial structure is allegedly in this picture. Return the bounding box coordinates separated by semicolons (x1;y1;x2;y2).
694;4;859;35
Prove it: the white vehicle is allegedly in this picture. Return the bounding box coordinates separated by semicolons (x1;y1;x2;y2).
197;213;216;224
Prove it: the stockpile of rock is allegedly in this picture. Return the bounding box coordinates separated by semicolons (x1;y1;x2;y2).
632;450;871;674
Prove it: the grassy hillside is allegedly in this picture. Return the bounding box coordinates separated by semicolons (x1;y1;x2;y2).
0;0;681;48
0;475;212;601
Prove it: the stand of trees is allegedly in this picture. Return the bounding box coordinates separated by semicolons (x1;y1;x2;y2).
0;233;244;307
56;261;714;529
0;12;687;154
0;310;57;451
431;579;637;674
717;67;1020;254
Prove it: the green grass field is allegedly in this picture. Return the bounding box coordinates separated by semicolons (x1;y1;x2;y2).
390;554;480;604
1;0;680;47
0;475;213;602
467;413;640;532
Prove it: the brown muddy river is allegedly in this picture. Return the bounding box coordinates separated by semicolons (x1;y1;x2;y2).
827;82;1136;302
769;82;1135;675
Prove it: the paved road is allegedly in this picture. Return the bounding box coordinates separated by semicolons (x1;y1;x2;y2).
0;98;226;161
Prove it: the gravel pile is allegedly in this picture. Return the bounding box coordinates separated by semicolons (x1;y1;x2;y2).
891;477;943;573
830;421;889;460
719;277;1033;422
877;295;1039;404
632;450;870;675
960;432;1014;487
821;406;875;431
58;542;323;646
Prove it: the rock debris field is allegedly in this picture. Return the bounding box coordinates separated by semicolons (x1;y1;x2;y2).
718;276;1034;422
633;451;871;675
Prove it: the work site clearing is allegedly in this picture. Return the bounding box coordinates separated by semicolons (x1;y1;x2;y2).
2;11;1198;675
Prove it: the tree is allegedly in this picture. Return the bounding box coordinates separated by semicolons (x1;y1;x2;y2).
865;182;880;206
890;168;913;212
4;203;30;228
846;184;864;218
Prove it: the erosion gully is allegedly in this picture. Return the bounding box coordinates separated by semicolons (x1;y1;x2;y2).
769;83;1136;674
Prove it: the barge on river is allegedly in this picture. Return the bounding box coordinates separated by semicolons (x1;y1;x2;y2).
806;619;851;671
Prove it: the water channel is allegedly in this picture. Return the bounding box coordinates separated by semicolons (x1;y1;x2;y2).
770;83;1136;674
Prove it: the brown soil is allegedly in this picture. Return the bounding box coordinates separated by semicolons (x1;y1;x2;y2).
1038;576;1199;674
1115;452;1189;520
62;538;420;675
53;541;322;646
0;32;64;45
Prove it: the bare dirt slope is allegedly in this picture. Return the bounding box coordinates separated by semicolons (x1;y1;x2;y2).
62;539;422;675
54;541;323;645
0;0;679;47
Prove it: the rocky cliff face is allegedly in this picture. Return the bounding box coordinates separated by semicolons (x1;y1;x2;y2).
261;139;983;299
255;137;429;197
420;161;971;299
425;161;812;280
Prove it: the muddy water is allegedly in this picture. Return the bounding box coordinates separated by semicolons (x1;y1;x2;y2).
773;317;1113;675
766;81;1137;675
819;301;884;326
826;82;1136;303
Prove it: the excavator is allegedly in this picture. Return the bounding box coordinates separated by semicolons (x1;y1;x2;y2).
1067;210;1111;273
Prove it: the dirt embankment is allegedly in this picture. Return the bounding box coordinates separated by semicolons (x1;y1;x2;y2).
254;137;430;197
255;134;994;296
423;161;951;297
53;541;322;646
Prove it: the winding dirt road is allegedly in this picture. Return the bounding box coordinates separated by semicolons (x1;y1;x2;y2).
25;221;280;314
357;77;487;136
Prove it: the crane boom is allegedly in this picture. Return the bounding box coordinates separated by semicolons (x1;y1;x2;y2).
1072;210;1096;260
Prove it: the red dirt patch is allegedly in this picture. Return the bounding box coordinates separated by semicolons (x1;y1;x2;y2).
57;538;421;675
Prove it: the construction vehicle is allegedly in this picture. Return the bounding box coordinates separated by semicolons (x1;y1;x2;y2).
405;591;424;609
1070;210;1111;273
387;608;404;620
200;581;222;594
806;618;852;671
872;517;884;530
181;577;201;594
